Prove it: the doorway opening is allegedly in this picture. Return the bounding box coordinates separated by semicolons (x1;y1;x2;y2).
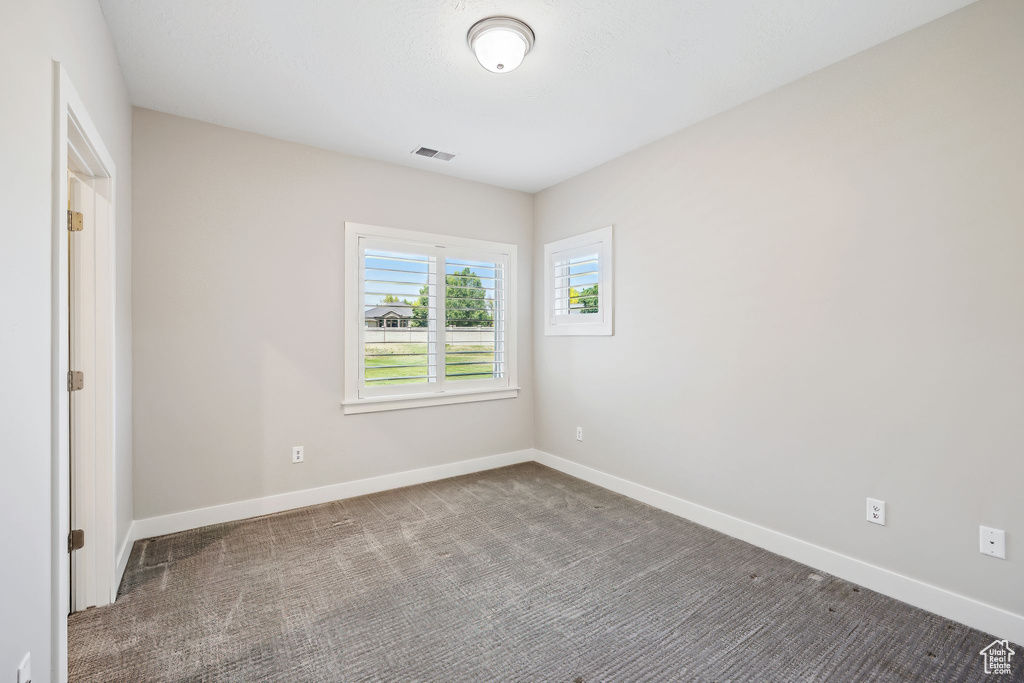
52;62;118;682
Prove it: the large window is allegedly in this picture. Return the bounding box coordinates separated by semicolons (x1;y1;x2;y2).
344;222;518;413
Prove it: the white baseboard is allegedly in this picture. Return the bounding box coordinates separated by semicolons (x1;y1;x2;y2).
122;446;1022;645
533;449;1024;646
131;449;534;542
114;521;135;596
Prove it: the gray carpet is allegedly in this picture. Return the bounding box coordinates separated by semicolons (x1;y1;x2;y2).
69;462;1020;682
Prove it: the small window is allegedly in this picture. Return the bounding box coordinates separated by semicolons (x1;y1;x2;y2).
344;222;519;414
544;226;613;336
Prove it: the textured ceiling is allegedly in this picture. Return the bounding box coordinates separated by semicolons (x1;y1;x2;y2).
99;0;974;192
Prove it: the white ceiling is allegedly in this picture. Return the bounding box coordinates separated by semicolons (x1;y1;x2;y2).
99;0;973;192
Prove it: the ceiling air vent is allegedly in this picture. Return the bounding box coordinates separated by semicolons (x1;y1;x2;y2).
413;147;456;161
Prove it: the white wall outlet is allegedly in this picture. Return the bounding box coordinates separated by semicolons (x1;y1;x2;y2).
17;652;30;683
576;426;583;442
292;446;304;463
866;498;885;526
980;526;1006;559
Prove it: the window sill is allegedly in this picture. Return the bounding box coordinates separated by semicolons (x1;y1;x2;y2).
342;386;520;414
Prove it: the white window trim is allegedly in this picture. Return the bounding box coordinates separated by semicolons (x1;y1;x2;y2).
544;225;614;336
343;222;519;414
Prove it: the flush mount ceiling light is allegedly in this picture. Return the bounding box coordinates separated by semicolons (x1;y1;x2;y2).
467;16;535;74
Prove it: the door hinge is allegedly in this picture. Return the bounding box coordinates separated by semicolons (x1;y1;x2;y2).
68;529;85;552
68;209;84;232
68;370;84;391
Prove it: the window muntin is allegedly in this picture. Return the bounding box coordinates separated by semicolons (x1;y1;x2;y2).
346;223;518;412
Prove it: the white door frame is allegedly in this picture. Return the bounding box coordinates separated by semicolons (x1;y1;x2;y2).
51;62;118;682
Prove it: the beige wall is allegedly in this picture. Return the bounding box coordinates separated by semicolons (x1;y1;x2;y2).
132;109;534;519
2;0;1018;675
533;0;1024;618
0;1;133;680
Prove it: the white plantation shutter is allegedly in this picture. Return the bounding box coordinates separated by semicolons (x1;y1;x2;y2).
552;246;600;318
345;223;518;412
545;226;613;336
360;242;439;396
443;253;507;385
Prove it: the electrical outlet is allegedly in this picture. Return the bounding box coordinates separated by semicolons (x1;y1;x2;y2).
292;446;304;464
980;526;1006;559
866;498;885;526
576;426;583;442
17;652;30;683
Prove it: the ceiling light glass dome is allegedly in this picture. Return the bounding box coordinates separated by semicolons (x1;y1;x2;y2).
467;17;535;74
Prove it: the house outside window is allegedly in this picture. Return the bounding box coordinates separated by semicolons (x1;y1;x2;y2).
365;305;413;328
